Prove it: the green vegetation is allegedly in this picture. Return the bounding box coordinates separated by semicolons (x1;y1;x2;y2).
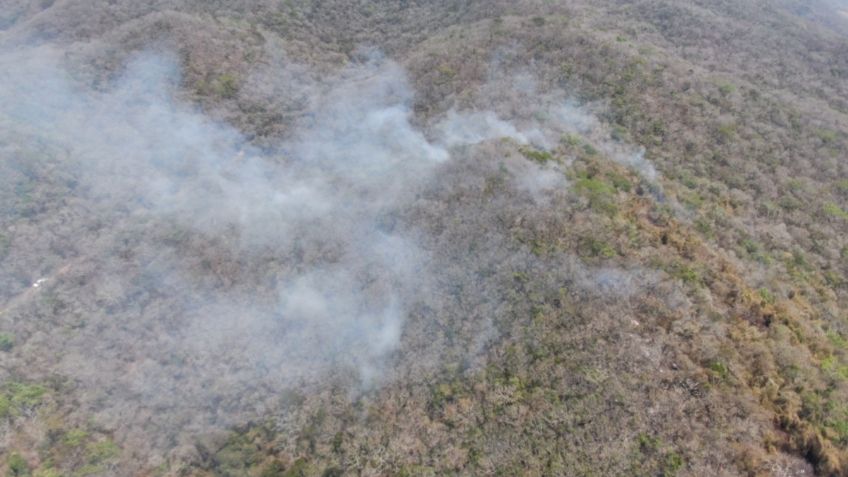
0;233;9;258
668;261;702;287
436;64;456;79
72;438;121;477
632;434;686;476
583;237;617;258
582;143;598;155
63;429;90;447
739;238;771;264
519;147;554;163
562;133;581;146
717;82;735;96
7;453;30;477
757;288;775;305
823;202;848;220
0;332;13;351
0;382;46;419
85;440;120;464
575;176;618;216
709;361;730;381
714;121;737;143
32;469;60;477
816;128;839;144
605;171;631;192
3;0;848;475
212;73;239;99
828;331;848;349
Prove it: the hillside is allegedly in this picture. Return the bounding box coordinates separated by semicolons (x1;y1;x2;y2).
1;1;848;476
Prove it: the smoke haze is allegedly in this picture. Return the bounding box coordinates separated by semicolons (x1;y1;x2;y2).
0;45;661;465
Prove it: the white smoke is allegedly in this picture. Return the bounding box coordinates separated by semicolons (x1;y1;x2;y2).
0;44;660;467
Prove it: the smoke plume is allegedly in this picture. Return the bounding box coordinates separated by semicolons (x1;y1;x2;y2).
0;45;659;464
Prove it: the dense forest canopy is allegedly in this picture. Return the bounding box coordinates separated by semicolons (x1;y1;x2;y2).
1;1;848;476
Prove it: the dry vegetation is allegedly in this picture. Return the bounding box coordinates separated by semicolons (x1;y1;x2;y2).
1;0;848;476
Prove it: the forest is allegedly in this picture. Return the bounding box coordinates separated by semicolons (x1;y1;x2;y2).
1;1;848;476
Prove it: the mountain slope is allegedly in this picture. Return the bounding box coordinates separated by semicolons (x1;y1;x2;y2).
1;1;847;476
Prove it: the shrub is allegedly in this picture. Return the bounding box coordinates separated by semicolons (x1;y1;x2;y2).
7;453;30;477
562;133;582;146
823;202;848;220
213;73;239;99
33;468;60;477
1;382;47;418
649;119;666;137
0;234;9;258
637;433;660;452
664;452;684;475
519;147;554;163
715;122;737;143
611;125;629;142
741;238;759;254
8;383;46;408
778;195;802;211
0;333;13;351
718;82;735;96
0;395;10;419
606;171;631;192
283;458;309;477
830;419;848;445
583;238;616;258
709;361;730;381
436;64;456;79
695;218;713;238
86;439;120;463
63;429;89;447
758;288;775;305
826;331;847;349
575;177;618;216
668;262;702;286
816;128;838;144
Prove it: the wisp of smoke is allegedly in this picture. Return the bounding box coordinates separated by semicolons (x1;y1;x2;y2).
0;44;661;465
